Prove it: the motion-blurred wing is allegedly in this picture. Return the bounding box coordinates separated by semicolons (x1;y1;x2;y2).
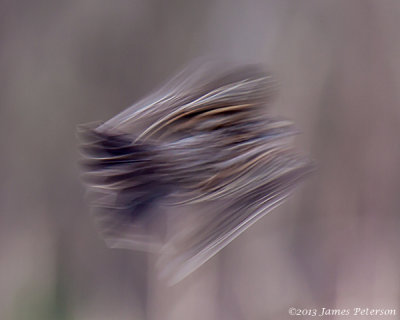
78;61;311;283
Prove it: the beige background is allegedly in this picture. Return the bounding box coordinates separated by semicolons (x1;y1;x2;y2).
1;1;400;319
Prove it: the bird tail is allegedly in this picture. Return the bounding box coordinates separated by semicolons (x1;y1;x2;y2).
78;123;169;252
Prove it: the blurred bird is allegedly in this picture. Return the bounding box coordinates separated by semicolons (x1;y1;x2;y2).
78;61;312;284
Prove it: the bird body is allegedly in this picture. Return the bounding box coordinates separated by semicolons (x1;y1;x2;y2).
79;61;312;283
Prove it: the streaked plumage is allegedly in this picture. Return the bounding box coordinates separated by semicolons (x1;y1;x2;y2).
78;61;312;284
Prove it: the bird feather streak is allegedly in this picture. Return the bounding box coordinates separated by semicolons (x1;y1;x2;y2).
78;61;312;284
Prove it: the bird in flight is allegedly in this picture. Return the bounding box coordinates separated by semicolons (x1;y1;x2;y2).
78;60;312;284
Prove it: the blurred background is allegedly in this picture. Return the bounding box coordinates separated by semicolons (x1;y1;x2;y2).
1;0;400;319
